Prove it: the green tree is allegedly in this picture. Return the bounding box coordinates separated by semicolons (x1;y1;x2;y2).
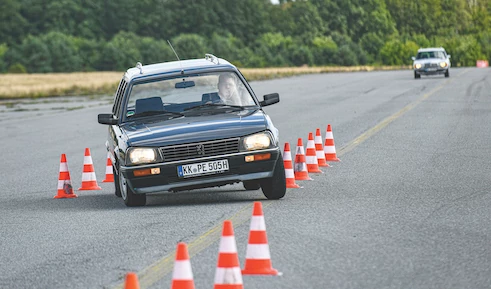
311;36;338;65
0;0;27;45
409;34;431;48
0;44;8;72
331;32;368;65
273;1;325;43
336;45;359;66
171;34;209;60
380;38;418;65
72;37;102;71
254;33;294;67
359;33;385;63
138;38;175;65
311;0;395;42
288;44;314;66
99;32;141;71
19;35;52;73
41;32;82;72
207;33;254;67
439;35;485;66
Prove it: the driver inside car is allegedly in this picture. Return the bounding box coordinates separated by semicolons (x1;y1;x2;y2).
217;73;242;105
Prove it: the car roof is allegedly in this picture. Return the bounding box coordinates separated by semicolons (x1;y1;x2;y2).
124;55;236;81
417;47;446;53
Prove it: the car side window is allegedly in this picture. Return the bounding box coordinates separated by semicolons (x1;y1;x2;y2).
114;80;127;118
112;79;124;115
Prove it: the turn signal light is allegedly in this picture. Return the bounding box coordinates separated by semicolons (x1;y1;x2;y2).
133;168;160;177
245;153;271;162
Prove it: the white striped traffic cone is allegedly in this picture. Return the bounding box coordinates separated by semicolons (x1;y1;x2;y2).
294;138;312;181
54;154;78;199
283;142;301;188
315;128;330;167
78;148;102;190
242;202;280;275
171;242;195;289
102;151;114;183
306;132;323;173
214;220;243;289
324;124;341;162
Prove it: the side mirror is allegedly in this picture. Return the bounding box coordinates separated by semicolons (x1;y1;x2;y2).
260;93;279;107
411;56;416;61
98;113;118;125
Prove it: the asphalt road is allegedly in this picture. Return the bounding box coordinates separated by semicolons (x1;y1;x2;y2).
1;67;491;289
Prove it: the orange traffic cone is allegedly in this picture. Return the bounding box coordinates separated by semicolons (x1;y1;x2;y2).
214;220;243;289
171;242;195;289
242;202;280;275
315;128;330;167
54;154;78;199
78;148;102;190
124;272;140;289
283;142;301;189
324;124;341;162
102;151;114;183
305;132;323;173
294;138;312;181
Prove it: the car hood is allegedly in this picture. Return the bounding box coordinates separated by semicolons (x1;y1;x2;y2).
121;109;268;147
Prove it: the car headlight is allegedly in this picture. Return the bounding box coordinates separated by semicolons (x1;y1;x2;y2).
414;63;422;69
242;132;272;151
439;62;447;68
127;148;158;165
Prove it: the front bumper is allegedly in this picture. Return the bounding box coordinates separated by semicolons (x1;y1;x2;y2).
414;68;447;75
120;148;280;194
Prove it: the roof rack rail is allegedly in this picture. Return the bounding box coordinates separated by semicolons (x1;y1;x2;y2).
136;62;143;74
205;54;220;65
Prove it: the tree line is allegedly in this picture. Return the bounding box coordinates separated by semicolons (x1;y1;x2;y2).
0;0;490;73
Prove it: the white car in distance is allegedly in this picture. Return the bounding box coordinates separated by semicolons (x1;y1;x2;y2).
412;47;451;79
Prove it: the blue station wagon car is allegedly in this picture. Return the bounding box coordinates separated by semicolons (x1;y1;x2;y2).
98;54;286;206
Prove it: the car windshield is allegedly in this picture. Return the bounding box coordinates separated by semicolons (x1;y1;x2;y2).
416;51;446;60
125;72;257;119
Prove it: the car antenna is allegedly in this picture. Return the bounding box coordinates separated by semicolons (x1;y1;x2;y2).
167;40;184;75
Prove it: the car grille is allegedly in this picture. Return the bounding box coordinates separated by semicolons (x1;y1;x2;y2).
160;138;240;162
424;63;438;68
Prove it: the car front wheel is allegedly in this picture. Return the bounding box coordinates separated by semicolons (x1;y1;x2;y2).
260;155;286;200
414;71;421;79
119;167;146;207
444;70;449;78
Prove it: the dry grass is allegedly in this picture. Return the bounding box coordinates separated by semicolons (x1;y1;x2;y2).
0;72;123;99
0;66;410;99
241;65;410;80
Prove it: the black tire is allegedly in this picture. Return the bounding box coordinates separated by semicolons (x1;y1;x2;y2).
444;70;449;78
414;71;421;79
113;164;122;197
243;181;261;190
119;166;146;207
260;154;286;200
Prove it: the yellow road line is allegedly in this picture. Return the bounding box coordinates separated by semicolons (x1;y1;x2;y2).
339;69;468;156
112;202;274;289
112;69;468;288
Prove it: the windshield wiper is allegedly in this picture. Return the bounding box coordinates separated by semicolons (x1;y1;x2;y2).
184;103;245;111
130;110;184;118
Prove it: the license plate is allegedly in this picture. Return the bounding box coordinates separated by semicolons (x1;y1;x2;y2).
177;159;229;178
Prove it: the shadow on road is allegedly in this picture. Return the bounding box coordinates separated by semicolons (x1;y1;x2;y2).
3;186;268;212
